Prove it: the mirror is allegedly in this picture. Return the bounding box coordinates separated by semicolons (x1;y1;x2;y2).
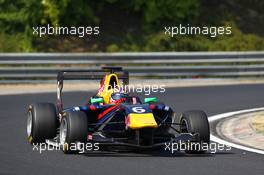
90;97;104;104
144;97;157;103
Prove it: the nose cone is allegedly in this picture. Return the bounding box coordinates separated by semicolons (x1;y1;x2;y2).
125;113;158;129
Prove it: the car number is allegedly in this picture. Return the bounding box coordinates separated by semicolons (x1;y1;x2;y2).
132;107;146;113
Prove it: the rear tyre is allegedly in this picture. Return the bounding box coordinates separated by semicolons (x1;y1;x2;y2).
59;111;88;154
27;103;57;144
180;110;210;154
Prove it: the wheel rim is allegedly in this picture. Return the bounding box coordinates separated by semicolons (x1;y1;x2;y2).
27;111;32;137
60;118;67;145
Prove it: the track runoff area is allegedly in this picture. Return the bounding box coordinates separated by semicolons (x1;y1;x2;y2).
209;107;264;155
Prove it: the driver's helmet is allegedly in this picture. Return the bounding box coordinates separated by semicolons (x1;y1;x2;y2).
109;92;129;104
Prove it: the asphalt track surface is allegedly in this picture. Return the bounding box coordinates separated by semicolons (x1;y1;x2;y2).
0;84;264;175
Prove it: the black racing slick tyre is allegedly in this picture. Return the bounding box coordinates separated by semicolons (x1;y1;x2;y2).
59;111;88;154
27;103;58;144
180;110;210;154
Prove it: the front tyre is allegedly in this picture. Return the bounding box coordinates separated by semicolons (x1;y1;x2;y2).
180;110;210;154
27;103;57;144
59;111;88;154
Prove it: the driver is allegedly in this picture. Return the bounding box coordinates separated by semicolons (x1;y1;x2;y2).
109;92;130;104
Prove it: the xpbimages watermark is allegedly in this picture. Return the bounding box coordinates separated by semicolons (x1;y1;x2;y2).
32;142;100;154
32;24;99;37
164;24;232;38
99;83;166;95
164;141;232;154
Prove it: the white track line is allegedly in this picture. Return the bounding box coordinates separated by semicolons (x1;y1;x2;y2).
209;107;264;154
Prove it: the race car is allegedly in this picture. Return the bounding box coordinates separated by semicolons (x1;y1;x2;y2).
26;67;210;154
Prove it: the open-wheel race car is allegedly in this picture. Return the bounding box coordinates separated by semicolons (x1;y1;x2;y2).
26;67;210;154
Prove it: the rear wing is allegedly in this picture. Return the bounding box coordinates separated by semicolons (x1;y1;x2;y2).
57;67;128;81
56;67;129;112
